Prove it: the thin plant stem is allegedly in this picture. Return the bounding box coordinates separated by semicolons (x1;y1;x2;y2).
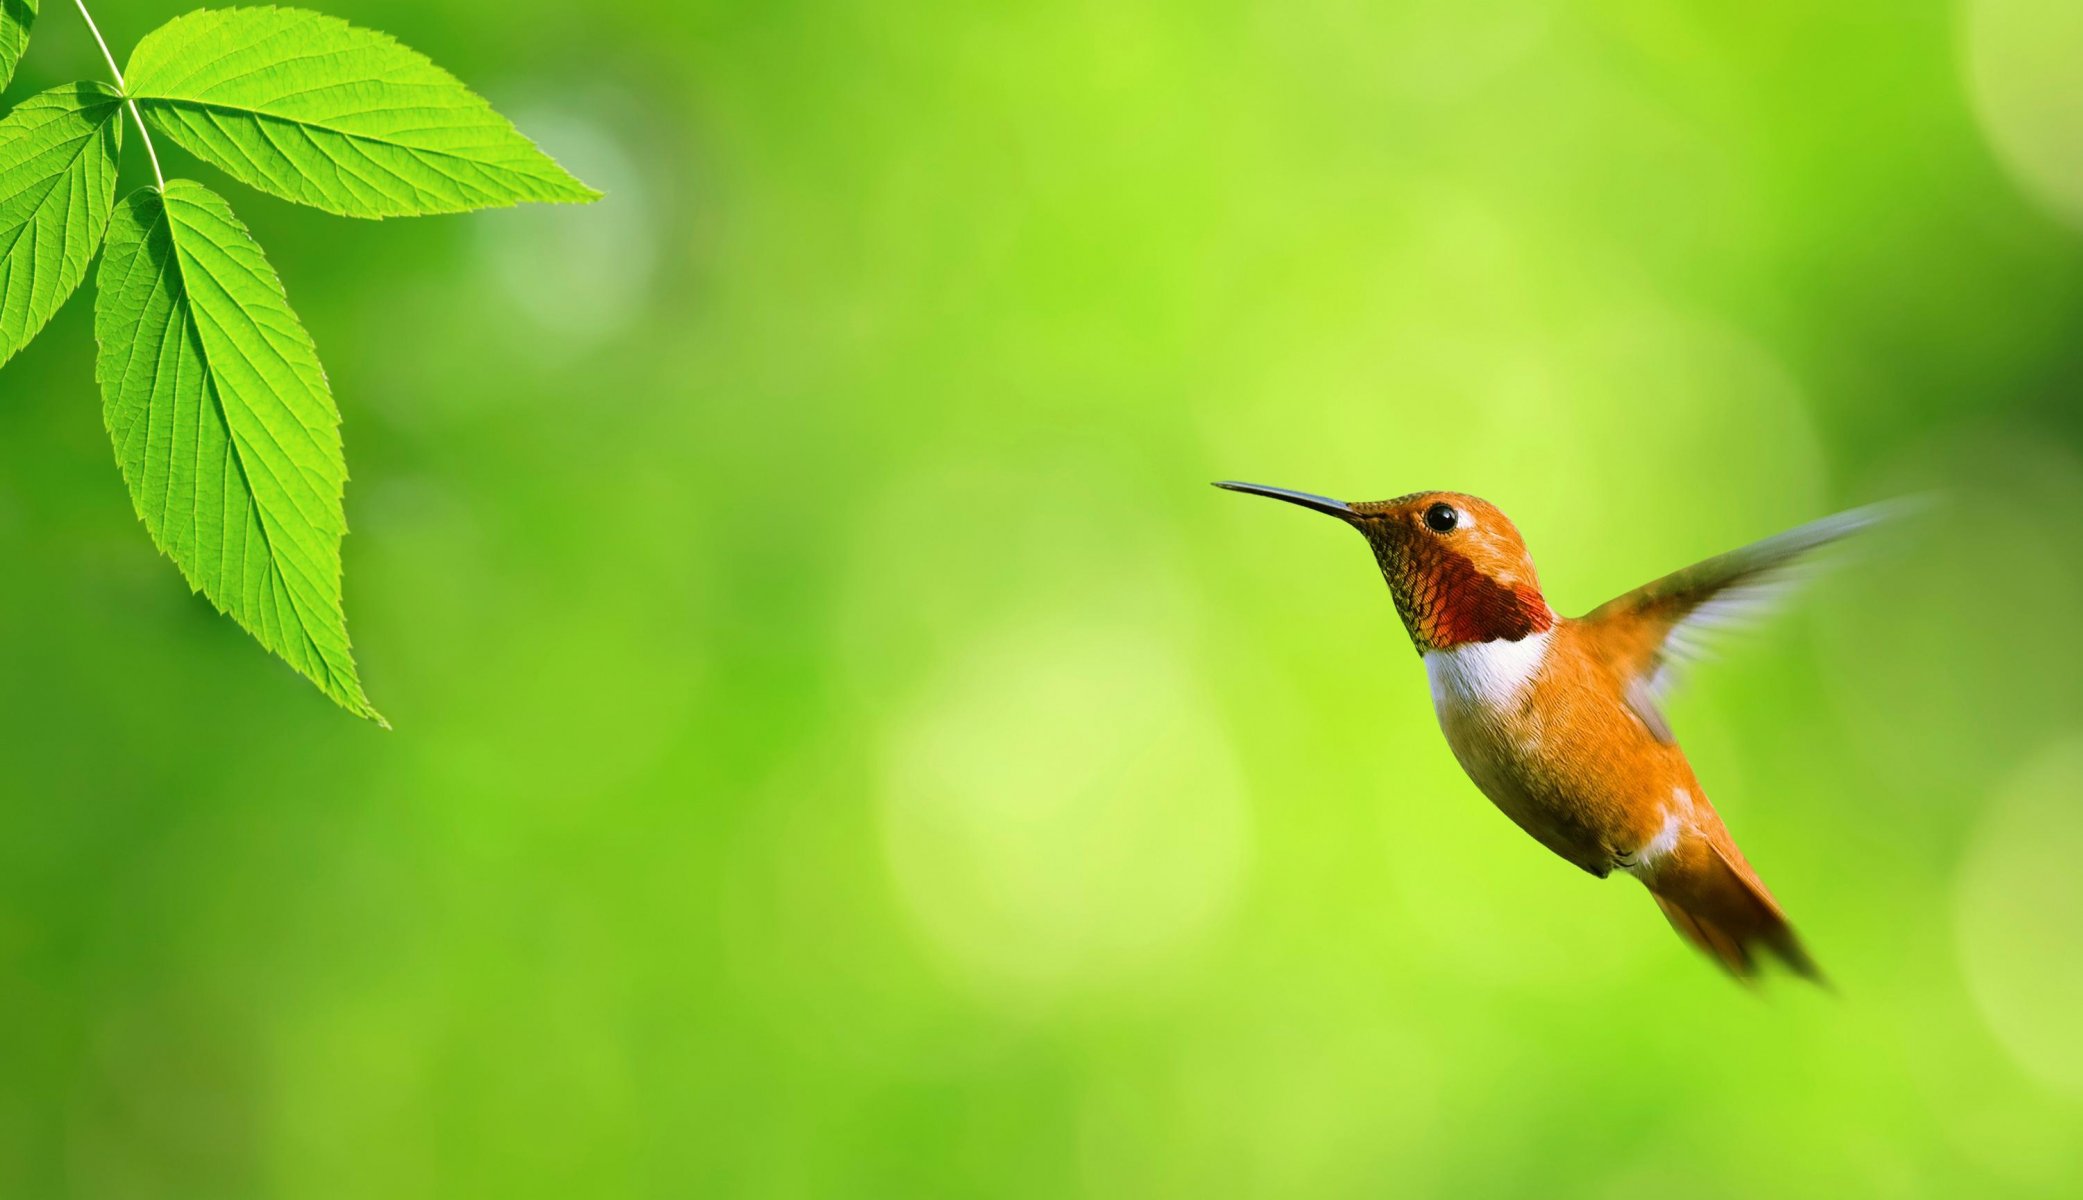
73;0;164;189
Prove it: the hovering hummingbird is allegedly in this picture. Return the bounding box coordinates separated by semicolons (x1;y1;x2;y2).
1217;481;1891;982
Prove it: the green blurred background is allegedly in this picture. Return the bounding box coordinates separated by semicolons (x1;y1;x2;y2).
4;0;2083;1194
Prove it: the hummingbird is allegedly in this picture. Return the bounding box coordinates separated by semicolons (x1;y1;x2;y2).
1216;481;1891;982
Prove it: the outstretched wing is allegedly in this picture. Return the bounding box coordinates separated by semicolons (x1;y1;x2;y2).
1580;501;1906;742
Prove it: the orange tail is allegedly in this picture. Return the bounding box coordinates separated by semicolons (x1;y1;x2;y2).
1642;832;1822;984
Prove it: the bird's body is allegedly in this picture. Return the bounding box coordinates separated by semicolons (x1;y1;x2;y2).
1426;620;1691;879
1219;482;1885;981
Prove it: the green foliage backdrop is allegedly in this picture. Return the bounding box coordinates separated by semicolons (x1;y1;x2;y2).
3;0;2082;1196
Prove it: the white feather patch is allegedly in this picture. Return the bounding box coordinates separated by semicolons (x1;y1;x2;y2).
1623;787;1695;875
1424;627;1553;712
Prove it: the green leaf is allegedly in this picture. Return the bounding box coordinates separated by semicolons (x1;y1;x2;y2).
125;7;599;219
95;179;381;722
0;81;122;369
0;0;34;93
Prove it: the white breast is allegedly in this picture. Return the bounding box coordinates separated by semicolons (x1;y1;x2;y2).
1423;628;1553;714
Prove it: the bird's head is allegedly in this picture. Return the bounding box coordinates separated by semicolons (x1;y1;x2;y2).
1216;481;1553;652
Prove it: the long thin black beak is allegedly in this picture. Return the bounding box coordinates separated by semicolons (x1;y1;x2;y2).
1213;480;1356;521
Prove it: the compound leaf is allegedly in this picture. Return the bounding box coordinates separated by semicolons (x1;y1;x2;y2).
94;178;380;721
125;7;598;218
0;0;33;92
0;81;122;368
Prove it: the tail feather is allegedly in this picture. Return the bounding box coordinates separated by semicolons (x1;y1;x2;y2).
1643;834;1822;984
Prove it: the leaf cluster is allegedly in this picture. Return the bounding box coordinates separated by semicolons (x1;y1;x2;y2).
0;4;596;720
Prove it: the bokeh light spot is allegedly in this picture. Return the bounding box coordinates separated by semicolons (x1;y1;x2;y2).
880;614;1251;1007
1956;736;2083;1098
1963;0;2083;227
471;103;656;357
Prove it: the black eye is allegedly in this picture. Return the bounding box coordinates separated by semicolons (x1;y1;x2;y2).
1423;503;1459;533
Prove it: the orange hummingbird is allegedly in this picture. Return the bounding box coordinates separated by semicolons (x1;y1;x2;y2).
1217;481;1892;982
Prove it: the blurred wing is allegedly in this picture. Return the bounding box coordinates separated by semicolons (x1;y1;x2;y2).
1581;501;1907;742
